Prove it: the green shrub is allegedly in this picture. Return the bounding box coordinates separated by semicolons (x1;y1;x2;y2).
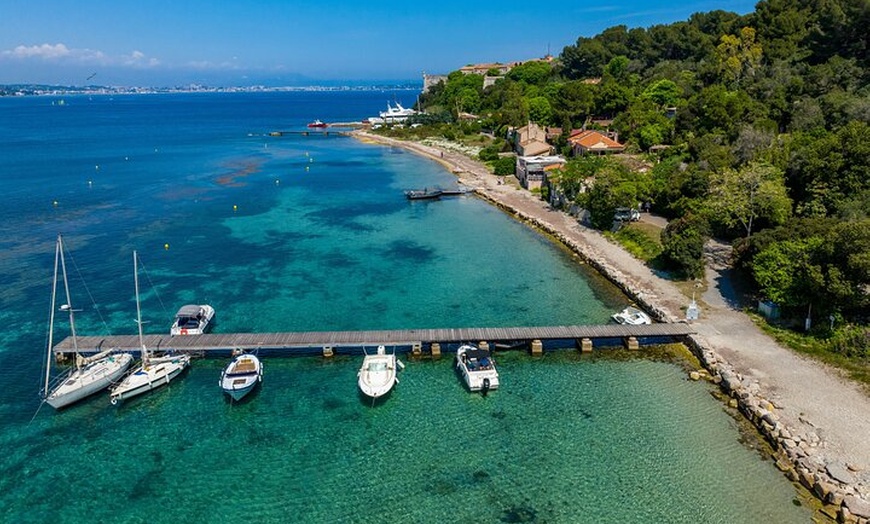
494;156;516;176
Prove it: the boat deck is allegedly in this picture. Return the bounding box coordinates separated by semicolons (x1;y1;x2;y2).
53;323;696;358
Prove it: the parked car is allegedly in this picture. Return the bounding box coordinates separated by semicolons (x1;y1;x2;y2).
614;207;640;222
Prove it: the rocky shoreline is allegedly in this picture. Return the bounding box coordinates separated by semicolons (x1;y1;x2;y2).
354;131;870;522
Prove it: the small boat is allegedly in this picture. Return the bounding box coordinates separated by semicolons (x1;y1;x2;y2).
41;235;134;409
110;251;190;405
404;188;442;200
307;119;327;128
611;306;652;325
456;344;499;394
170;304;215;336
439;187;471;196
220;351;263;401
358;345;400;400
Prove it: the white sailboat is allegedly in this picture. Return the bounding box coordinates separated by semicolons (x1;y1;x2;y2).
42;234;134;410
109;251;190;405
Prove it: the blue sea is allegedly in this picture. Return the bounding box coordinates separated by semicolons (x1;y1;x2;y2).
0;91;810;522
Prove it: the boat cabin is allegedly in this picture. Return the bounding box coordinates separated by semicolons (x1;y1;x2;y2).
460;349;493;371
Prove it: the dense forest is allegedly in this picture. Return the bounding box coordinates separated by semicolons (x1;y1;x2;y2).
417;0;868;350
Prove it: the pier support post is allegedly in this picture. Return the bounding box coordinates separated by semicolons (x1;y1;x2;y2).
412;343;422;356
530;339;543;356
430;342;441;359
579;338;593;353
323;346;334;358
479;341;489;351
624;337;639;351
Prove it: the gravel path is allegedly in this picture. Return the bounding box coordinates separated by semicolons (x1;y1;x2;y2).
356;132;870;499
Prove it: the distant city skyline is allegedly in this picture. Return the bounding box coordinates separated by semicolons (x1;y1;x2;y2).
0;1;756;86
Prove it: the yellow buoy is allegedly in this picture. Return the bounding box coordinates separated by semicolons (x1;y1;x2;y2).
164;243;170;250
233;204;238;211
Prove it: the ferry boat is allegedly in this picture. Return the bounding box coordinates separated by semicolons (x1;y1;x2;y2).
171;304;215;336
456;344;499;394
220;351;262;401
611;306;652;325
307;119;327;128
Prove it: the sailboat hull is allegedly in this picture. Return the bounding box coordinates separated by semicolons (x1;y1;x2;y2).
46;353;134;409
109;355;190;404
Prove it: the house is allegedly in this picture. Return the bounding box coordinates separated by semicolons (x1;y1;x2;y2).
516;155;566;190
568;130;625;155
459;62;520;76
513;122;552;156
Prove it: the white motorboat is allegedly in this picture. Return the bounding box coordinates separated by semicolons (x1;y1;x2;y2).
170;304;214;335
41;234;134;410
110;251;190;405
357;345;400;399
220;352;262;401
611;306;652;325
456;344;499;394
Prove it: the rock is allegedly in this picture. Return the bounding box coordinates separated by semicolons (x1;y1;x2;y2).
775;458;792;472
829;463;857;485
689;371;701;381
816;480;836;500
800;470;816;490
839;506;857;524
828;489;845;507
847;463;862;472
728;398;738;409
845;495;870;519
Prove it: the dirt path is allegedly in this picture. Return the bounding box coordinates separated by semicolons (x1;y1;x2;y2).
356;132;870;501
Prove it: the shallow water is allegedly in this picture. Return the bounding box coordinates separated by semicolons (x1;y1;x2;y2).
0;92;810;522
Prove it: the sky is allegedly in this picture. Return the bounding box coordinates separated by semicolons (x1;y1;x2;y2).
0;0;758;87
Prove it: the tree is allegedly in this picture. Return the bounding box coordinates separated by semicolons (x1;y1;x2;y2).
716;27;763;86
707;161;791;237
641;79;682;108
527;96;553;125
660;214;710;278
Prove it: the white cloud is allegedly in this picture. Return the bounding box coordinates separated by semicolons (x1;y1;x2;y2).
1;43;157;68
6;43;72;59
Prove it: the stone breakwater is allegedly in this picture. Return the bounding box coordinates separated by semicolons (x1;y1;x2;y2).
472;189;870;523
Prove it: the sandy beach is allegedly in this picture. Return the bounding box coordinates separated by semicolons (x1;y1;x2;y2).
356;130;870;513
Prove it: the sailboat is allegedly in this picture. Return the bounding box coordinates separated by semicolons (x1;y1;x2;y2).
109;251;190;405
42;234;134;409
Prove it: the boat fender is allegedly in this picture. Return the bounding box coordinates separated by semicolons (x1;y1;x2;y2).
396;359;405;370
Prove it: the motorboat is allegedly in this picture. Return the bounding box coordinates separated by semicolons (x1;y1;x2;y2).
611;306;652;325
171;304;214;335
404;188;442;200
110;251;191;405
307;119;327;128
357;345;400;399
456;344;499;394
220;351;263;401
41;234;134;409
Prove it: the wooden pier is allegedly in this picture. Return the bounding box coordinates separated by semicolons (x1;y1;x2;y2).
53;323;696;359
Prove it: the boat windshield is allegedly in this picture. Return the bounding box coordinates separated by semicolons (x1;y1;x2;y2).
369;362;388;372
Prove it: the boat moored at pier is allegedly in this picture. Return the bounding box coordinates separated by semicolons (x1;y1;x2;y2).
358;345;401;400
611;306;652;326
171;304;215;336
456;344;499;394
220;351;263;401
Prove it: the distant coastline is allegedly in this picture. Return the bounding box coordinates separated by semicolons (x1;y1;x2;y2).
0;82;421;97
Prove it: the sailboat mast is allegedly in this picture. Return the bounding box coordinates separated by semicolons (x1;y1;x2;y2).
43;235;61;397
58;234;79;361
133;251;148;364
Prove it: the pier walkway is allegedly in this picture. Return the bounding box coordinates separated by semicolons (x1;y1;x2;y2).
53;323;696;358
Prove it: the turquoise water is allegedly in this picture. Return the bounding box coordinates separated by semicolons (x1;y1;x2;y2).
0;92;809;522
